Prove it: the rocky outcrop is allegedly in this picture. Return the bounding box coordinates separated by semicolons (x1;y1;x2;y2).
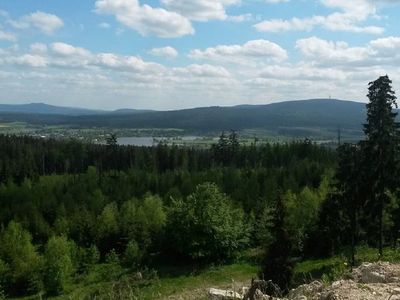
208;288;242;300
208;262;400;300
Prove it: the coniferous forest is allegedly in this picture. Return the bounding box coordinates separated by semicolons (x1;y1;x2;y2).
0;76;399;298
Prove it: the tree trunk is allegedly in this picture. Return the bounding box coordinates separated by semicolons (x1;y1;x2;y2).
379;193;384;258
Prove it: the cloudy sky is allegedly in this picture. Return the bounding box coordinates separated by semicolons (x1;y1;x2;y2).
0;0;400;110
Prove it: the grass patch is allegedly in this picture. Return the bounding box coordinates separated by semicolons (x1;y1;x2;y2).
13;247;400;299
44;263;257;300
293;246;400;286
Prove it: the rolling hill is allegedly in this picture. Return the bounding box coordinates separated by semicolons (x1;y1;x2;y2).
0;99;371;139
0;103;153;116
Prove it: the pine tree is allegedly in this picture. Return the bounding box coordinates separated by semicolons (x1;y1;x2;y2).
364;75;399;257
335;143;364;266
260;194;293;292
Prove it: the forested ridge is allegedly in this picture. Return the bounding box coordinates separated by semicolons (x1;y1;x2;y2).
0;99;367;135
1;76;400;299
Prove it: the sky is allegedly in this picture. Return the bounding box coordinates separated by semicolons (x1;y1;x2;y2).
0;0;400;110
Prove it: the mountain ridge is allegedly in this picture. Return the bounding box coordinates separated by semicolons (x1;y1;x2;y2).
0;99;365;115
0;99;377;139
0;102;153;116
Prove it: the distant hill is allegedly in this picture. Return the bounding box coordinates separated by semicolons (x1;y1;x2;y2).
71;98;368;132
0;103;152;116
111;108;155;115
0;103;106;116
0;99;374;139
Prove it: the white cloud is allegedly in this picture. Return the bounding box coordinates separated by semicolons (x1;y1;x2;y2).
95;0;194;38
255;0;384;34
227;13;253;23
296;36;400;66
259;64;347;81
149;46;178;58
5;54;47;68
0;30;16;41
189;40;288;64
1;34;400;110
161;0;240;21
174;64;231;78
51;43;91;57
369;36;400;56
9;11;63;34
30;43;48;54
95;53;166;73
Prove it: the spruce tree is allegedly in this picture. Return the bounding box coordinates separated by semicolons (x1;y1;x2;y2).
336;143;364;266
364;75;399;257
260;194;293;293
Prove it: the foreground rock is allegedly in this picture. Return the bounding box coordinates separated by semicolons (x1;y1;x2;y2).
208;288;242;299
208;262;400;300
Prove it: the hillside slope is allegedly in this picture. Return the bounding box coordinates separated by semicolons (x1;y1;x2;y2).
0;99;368;135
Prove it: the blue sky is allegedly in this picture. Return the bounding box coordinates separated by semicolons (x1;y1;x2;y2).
0;0;400;110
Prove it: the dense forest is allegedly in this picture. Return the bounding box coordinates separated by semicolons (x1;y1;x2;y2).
0;133;335;297
0;76;399;298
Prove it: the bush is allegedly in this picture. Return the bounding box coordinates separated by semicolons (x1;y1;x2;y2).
123;241;141;268
168;183;249;262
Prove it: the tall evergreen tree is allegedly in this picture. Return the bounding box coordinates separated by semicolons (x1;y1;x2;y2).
336;144;364;266
364;75;399;257
260;194;293;292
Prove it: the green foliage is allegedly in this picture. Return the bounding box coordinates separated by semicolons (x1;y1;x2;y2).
364;75;399;256
0;135;336;297
168;183;249;262
0;221;42;296
120;199;138;241
123;241;141;268
85;245;101;267
105;249;120;265
285;186;323;253
0;259;8;299
119;196;166;258
261;195;293;292
43;236;75;295
256;206;274;249
101;250;124;281
294;255;348;286
96;202;119;253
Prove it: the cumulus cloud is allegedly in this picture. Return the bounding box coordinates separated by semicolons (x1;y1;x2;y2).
1;34;400;110
51;43;91;57
95;0;194;38
149;47;178;58
95;53;166;73
2;54;47;68
161;0;240;21
227;13;253;23
255;0;384;34
259;64;347;81
0;30;16;41
9;11;63;34
174;64;231;78
189;40;288;64
30;43;48;54
296;36;400;66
